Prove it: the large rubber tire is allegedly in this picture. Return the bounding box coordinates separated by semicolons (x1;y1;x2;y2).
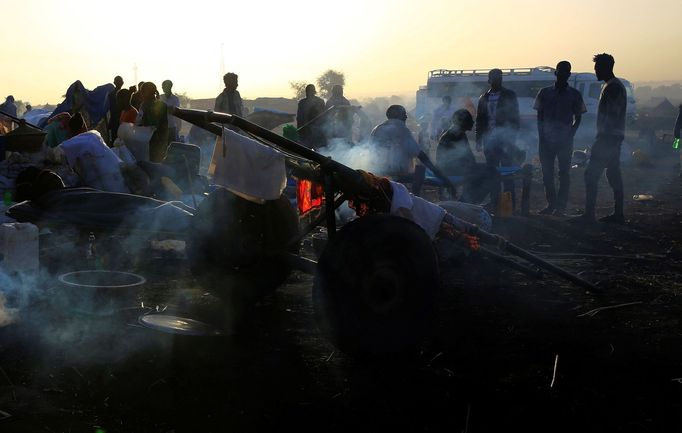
313;214;440;356
187;188;299;301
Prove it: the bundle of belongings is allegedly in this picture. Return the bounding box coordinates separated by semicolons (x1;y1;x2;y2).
56;130;129;193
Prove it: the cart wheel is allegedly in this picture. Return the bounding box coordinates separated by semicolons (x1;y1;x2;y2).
187;188;299;300
313;214;440;356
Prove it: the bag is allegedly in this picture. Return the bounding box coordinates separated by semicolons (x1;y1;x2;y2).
111;141;137;165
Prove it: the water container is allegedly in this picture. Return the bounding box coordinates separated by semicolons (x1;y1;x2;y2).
0;223;39;276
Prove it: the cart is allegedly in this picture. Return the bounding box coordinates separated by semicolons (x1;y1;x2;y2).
172;108;599;356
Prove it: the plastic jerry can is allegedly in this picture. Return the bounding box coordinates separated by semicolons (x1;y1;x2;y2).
497;191;514;217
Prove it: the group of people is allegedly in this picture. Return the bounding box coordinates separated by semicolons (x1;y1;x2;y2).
423;53;628;223
0;53;663;224
295;83;353;147
106;76;181;162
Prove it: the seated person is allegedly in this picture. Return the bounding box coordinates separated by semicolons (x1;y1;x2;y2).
437;109;497;204
44;112;72;148
437;109;476;176
369;105;423;178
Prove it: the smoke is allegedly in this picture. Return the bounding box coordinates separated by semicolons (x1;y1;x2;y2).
319;138;376;172
0;292;17;327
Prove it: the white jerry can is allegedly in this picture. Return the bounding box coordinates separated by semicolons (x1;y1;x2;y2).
0;223;39;277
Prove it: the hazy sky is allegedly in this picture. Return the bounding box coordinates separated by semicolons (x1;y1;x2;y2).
2;0;680;104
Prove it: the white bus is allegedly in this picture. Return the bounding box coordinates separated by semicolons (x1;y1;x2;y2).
415;66;637;149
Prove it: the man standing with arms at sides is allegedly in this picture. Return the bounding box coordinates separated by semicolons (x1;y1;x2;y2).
534;61;586;216
574;53;627;224
674;104;681;177
107;76;124;142
475;69;520;203
160;80;181;142
296;84;326;147
215;72;244;117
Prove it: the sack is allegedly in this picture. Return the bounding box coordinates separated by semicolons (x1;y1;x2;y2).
111;142;136;165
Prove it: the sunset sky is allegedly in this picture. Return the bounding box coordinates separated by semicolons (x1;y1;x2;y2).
2;0;680;104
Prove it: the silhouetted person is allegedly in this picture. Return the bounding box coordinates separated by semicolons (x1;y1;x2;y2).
0;95;17;133
534;61;586;216
160;80;181;142
325;84;350;109
138;82;169;162
675;105;681;177
215;72;244;117
68;112;87;137
131;81;145;110
0;95;17;117
475;69;520;203
575;53;627;224
108;76;124;142
296;84;326;147
324;85;352;143
438;109;476;175
438;109;498;203
370;105;423;176
117;88;138;124
431;95;456;140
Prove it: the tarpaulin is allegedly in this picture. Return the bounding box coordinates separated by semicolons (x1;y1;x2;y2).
48;80;115;128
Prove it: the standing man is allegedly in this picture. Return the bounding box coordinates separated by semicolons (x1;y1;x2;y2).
534;61;586;216
674;104;681;177
324;84;352;144
296;84;326;147
160;80;181;142
215;72;244;117
138;82;168;162
107;76;124;142
475;69;520;202
575;53;628;223
431;95;456;141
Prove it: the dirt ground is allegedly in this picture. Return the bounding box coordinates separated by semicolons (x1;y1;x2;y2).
1;148;682;432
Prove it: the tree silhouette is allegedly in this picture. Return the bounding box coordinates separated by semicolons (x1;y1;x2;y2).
316;70;345;99
289;81;307;100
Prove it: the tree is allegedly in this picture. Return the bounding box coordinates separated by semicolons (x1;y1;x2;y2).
289;81;307;100
316;70;345;99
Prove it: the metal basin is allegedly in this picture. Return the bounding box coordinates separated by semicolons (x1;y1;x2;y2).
58;270;146;315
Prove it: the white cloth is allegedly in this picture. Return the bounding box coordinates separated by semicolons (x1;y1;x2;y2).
117;123;155;162
58;131;129;193
111;139;137;165
436;200;492;232
389;181;446;239
212;127;286;202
